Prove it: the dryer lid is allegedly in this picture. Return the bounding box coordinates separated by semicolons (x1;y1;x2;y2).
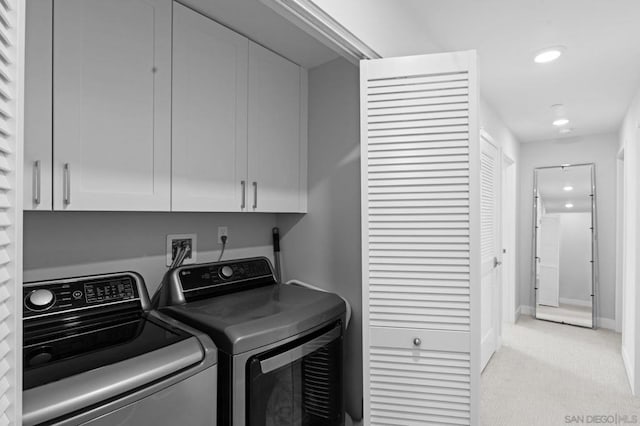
162;283;345;354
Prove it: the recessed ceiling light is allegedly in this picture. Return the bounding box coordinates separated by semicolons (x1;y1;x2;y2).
563;185;573;191
565;203;574;209
534;47;565;64
553;118;570;127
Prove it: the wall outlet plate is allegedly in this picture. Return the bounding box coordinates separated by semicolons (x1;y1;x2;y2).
166;233;197;266
217;226;228;244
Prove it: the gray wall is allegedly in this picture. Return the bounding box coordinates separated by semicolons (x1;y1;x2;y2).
276;58;362;420
24;211;277;294
518;133;618;321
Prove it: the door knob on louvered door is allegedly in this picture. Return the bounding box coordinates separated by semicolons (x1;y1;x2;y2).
413;338;421;347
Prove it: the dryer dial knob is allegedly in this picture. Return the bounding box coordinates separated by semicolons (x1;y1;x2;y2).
26;289;55;311
220;266;233;279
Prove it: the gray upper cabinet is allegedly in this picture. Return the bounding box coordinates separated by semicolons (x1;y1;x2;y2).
247;42;308;213
23;0;307;213
24;0;52;211
171;3;249;212
52;0;172;211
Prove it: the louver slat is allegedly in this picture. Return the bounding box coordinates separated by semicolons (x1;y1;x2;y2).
0;0;18;423
362;52;478;425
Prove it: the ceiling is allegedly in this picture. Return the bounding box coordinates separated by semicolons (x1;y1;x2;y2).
538;165;592;213
400;0;640;142
177;1;640;143
178;0;338;68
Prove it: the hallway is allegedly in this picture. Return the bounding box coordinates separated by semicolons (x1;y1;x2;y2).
481;316;640;425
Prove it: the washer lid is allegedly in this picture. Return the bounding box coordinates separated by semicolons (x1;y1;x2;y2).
162;284;346;354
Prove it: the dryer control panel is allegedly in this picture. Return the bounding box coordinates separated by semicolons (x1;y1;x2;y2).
177;257;275;297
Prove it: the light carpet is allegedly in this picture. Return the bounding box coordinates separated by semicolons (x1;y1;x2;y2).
481;316;640;426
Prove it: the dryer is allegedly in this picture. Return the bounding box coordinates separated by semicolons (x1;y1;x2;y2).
154;257;346;426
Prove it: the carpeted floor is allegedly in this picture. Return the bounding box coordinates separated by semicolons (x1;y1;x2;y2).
481;316;640;426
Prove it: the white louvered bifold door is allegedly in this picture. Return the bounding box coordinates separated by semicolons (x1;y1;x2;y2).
0;0;22;424
361;51;480;426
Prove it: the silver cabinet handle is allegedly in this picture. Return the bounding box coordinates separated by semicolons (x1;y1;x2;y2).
241;180;246;209
63;163;71;205
413;338;422;346
493;257;502;269
252;181;257;209
33;160;41;205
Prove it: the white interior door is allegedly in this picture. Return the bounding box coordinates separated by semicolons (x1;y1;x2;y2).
539;215;561;307
361;51;480;425
480;132;500;371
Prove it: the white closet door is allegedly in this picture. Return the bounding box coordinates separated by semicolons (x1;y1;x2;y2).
53;0;171;211
361;51;480;425
0;0;23;422
479;132;500;371
172;3;248;212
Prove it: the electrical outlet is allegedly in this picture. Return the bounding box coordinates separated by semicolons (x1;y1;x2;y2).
166;234;197;266
217;226;228;244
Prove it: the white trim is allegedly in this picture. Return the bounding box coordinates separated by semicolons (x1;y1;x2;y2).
615;153;624;333
467;51;481;426
501;152;517;325
597;317;617;331
622;343;635;395
258;0;381;64
520;305;535;316
558;297;592;308
12;0;25;421
515;305;522;321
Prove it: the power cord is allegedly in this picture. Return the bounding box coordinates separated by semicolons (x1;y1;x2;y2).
218;235;227;262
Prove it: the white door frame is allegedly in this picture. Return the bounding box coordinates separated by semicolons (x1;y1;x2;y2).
480;129;502;369
615;148;625;332
501;154;516;324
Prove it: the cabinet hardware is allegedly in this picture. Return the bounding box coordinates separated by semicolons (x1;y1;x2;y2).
413;338;421;347
252;181;257;209
241;180;246;209
63;163;71;205
33;160;41;205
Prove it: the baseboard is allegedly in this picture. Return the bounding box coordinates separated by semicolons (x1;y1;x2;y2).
519;305;534;316
559;297;592;307
597;317;616;331
622;344;635;395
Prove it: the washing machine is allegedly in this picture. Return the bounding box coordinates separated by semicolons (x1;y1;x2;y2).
23;271;217;425
153;257;346;426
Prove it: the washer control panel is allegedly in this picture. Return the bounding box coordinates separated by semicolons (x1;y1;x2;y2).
178;257;274;292
24;275;140;318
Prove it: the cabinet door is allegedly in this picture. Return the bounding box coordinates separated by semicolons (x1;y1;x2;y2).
53;0;171;211
248;42;307;213
24;0;52;210
172;3;248;212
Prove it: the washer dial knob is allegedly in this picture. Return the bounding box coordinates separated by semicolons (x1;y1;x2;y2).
26;289;55;311
220;265;233;279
